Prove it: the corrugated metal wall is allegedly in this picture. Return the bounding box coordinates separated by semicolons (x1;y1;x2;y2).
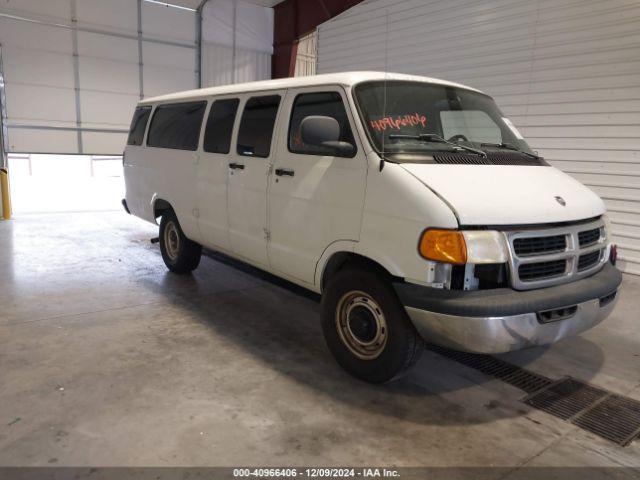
317;0;640;275
201;0;273;87
0;0;198;155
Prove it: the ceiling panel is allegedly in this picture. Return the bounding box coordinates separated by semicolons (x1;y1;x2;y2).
165;0;284;9
241;0;285;5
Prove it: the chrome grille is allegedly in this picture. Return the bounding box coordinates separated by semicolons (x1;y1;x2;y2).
578;250;602;271
519;259;567;281
513;234;566;256
505;218;607;290
579;228;602;247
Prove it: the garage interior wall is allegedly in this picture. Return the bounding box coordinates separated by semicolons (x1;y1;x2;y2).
0;0;198;155
0;45;7;168
201;0;273;87
317;0;640;276
294;30;317;77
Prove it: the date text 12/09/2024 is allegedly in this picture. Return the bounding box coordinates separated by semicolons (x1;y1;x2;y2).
233;468;400;478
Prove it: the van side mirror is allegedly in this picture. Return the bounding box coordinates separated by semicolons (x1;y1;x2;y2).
300;116;355;157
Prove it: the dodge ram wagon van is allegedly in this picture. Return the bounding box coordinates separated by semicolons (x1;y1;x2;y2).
123;72;622;383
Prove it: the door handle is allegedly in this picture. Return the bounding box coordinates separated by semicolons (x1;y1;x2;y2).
275;168;295;177
229;162;245;170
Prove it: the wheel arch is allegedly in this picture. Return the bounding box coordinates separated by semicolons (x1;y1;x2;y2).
152;197;173;223
319;251;402;293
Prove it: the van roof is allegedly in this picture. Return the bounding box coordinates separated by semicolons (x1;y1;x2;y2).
139;71;484;105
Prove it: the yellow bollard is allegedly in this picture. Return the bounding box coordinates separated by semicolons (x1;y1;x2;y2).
0;168;11;220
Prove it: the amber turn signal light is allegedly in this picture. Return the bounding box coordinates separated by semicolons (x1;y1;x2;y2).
419;229;467;265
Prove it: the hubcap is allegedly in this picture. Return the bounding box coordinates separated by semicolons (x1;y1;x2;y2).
164;221;180;261
335;291;388;360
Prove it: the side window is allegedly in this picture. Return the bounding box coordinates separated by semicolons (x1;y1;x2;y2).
127;106;151;146
288;92;356;157
203;98;239;154
237;95;281;158
147;101;207;151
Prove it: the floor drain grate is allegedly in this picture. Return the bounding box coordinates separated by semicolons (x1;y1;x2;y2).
524;377;608;420
426;344;553;394
573;393;640;447
526;377;640;446
428;345;640;447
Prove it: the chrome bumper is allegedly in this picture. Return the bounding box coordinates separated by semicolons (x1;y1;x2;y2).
405;294;618;354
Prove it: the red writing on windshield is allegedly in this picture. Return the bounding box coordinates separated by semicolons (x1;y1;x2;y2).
370;113;427;132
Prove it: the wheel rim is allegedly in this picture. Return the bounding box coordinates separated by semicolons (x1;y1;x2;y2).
335;290;388;360
164;221;180;261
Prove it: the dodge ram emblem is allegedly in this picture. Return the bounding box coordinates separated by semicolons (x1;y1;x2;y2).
555;196;566;206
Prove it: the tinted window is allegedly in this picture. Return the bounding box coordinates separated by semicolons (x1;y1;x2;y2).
237;95;281;158
147;101;207;151
203;98;239;154
289;92;356;157
127;106;151;146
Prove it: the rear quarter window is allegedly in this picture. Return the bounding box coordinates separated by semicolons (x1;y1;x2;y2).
127;106;151;146
147;101;207;151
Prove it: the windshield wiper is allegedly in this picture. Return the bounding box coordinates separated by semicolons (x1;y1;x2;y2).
480;142;541;160
389;133;487;158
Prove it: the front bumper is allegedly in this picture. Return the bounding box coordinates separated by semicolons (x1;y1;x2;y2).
394;263;622;354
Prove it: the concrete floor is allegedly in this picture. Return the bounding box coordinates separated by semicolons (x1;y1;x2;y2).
1;212;639;471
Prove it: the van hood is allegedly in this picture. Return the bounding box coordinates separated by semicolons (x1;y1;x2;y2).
400;164;606;226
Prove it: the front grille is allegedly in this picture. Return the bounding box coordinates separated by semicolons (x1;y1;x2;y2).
579;228;601;247
506;218;606;290
513;234;566;256
578;250;602;271
519;260;566;281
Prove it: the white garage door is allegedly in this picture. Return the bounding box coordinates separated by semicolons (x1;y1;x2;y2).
317;0;640;276
0;0;198;155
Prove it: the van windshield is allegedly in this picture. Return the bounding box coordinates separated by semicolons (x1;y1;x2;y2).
354;81;535;158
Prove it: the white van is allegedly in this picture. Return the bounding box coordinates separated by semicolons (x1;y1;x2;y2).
123;72;622;383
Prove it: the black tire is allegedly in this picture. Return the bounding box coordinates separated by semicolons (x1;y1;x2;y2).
321;267;423;383
159;210;202;274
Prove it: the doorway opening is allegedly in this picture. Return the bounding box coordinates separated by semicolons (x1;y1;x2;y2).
8;154;124;214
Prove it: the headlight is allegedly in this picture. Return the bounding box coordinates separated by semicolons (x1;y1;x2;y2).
419;230;508;265
463;231;508;264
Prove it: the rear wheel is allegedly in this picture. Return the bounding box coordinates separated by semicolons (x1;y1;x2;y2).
321;267;423;383
159;210;202;274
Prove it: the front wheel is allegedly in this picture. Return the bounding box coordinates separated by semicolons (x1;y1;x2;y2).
159;210;202;274
321;268;423;383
